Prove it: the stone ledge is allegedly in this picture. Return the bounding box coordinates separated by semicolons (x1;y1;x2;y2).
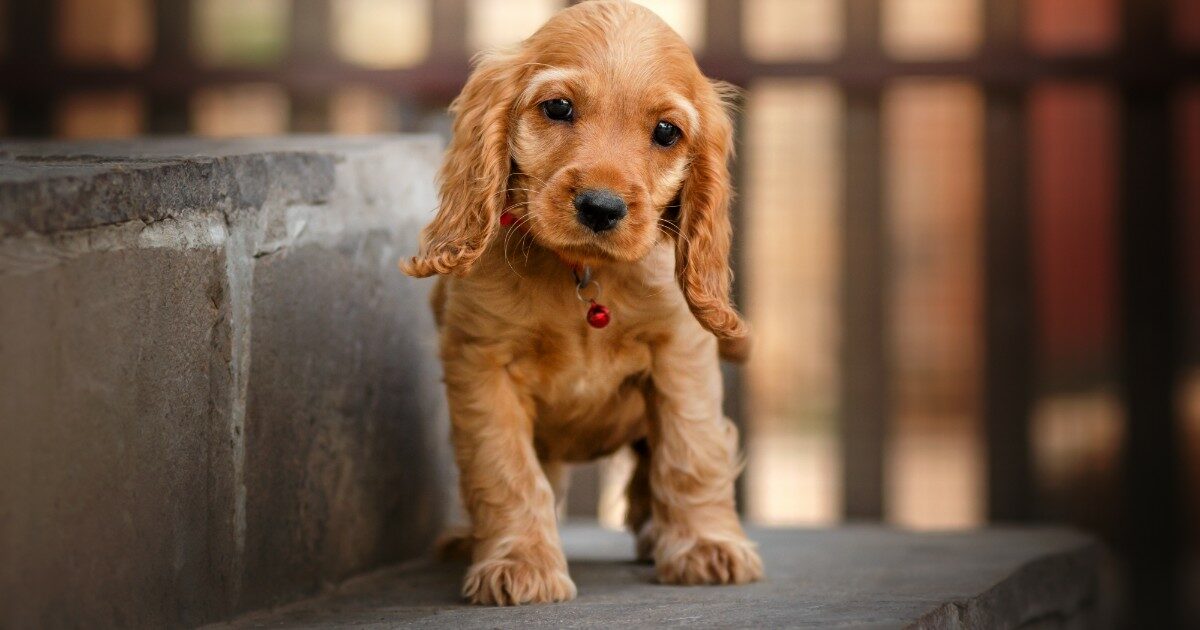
215;524;1106;630
0;136;437;238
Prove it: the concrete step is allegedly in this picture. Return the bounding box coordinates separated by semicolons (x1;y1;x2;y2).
216;524;1106;629
0;137;453;628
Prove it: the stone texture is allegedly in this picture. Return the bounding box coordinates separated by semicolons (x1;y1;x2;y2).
0;248;236;629
218;525;1106;630
239;236;446;611
0;137;449;628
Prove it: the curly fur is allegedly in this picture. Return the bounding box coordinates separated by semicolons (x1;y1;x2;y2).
402;0;761;605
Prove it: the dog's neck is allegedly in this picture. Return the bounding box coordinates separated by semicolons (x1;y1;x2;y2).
484;225;675;294
492;220;672;281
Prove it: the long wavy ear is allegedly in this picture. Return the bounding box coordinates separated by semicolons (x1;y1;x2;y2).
401;51;522;277
674;80;748;339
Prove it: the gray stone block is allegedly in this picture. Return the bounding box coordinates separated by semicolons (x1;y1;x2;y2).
0;248;237;628
0;136;449;628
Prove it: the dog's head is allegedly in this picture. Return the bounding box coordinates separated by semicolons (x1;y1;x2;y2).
402;0;745;339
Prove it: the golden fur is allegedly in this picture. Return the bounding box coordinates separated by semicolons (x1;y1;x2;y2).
402;0;762;605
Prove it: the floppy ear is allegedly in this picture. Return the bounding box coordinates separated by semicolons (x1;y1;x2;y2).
401;51;522;277
674;81;748;339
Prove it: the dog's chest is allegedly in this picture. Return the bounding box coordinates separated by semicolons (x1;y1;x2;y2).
511;320;654;460
522;320;652;409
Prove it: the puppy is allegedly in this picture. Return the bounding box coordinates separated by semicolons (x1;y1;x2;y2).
402;0;762;605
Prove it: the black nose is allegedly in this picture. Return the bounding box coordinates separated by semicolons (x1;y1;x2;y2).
574;189;628;233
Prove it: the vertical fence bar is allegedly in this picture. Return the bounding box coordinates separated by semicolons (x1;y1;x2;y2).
704;0;743;61
5;0;53;135
430;0;468;62
982;0;1034;523
982;91;1033;522
840;0;888;521
1121;0;1182;624
148;0;192;134
289;0;333;132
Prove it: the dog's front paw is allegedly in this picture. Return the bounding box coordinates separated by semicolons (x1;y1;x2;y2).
654;534;764;585
462;557;577;605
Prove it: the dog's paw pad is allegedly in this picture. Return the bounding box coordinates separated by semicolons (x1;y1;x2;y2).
462;558;577;605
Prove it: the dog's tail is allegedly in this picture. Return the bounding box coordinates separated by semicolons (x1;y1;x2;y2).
718;333;751;364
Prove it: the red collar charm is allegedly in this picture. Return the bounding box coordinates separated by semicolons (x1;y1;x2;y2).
501;211;610;329
574;266;610;329
586;302;611;329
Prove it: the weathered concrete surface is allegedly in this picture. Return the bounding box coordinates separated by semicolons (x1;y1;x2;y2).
0;248;236;628
217;525;1106;630
0;137;451;628
239;238;446;612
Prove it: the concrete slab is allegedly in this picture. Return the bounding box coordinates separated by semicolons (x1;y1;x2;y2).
0;136;449;627
217;524;1104;630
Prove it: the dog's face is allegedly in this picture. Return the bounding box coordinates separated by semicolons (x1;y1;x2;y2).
507;37;699;266
403;1;747;339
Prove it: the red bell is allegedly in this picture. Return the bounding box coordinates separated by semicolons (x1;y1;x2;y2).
499;211;516;227
586;302;611;328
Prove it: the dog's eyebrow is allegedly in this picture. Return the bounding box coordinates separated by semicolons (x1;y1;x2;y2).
666;93;700;137
520;68;582;107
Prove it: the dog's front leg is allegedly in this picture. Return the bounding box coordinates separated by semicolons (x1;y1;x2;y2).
646;331;764;585
444;355;576;605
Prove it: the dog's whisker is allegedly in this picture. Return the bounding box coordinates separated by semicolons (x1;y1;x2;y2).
500;208;539;278
517;212;549;262
657;220;693;251
502;220;528;279
502;211;539;274
512;170;551;188
509;214;537;259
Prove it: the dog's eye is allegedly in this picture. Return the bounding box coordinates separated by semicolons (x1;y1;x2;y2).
541;98;574;122
653;121;681;147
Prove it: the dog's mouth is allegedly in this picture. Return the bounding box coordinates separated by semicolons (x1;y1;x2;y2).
554;237;631;266
526;224;625;267
506;167;660;265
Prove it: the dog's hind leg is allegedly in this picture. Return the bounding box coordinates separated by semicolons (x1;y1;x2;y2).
541;460;570;519
625;438;656;562
435;524;475;562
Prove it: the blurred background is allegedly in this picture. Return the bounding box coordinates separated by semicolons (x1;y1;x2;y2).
0;0;1197;626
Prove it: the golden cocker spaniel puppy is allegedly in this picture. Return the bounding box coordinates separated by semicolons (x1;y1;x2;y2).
402;0;762;605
